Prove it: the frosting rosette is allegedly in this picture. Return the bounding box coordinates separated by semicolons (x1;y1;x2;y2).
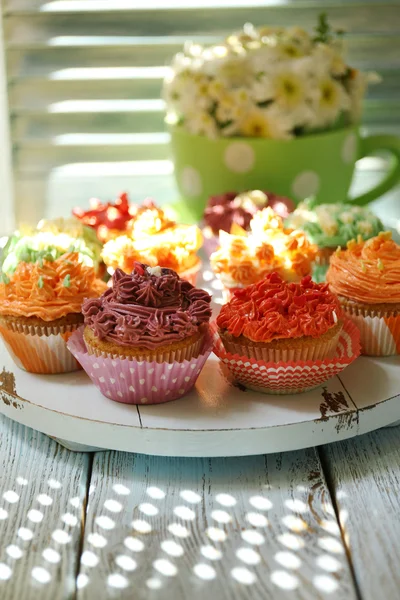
0;252;107;321
1;220;103;276
204;190;295;236
327;232;400;356
73;192;136;243
70;263;213;404
217;272;341;344
213;272;358;394
210;207;317;294
101;201;203;282
327;232;400;304
287;200;384;249
82;263;211;355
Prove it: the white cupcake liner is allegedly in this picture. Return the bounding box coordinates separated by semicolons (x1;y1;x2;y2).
342;310;400;356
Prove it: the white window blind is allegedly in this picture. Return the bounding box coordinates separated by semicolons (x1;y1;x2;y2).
1;0;400;232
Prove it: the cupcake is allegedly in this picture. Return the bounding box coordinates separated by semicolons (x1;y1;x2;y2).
327;231;400;356
73;192;135;243
203;190;295;257
0;252;107;373
101;200;203;285
217;272;343;362
210;207;317;299
67;263;213;404
1;218;103;277
286;199;384;281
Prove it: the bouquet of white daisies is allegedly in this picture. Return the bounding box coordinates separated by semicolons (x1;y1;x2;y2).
163;15;379;140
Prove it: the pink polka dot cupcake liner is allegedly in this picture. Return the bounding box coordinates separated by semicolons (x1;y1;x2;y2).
211;320;360;395
67;327;213;405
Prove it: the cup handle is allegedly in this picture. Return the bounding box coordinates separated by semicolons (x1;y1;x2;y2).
349;134;400;205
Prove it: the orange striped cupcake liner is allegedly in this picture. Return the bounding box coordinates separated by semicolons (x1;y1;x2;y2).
0;322;81;374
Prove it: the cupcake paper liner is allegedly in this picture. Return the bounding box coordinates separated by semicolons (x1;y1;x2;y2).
211;320;360;395
67;327;213;405
341;309;400;356
0;322;81;374
84;334;204;363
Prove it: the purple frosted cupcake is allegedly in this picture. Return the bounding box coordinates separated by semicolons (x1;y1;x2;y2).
67;263;213;404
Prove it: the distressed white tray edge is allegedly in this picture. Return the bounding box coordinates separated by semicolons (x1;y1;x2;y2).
1;386;399;457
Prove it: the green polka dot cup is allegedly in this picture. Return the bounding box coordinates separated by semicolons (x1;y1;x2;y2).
169;125;400;222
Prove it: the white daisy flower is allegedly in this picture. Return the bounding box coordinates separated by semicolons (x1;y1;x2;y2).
238;106;294;139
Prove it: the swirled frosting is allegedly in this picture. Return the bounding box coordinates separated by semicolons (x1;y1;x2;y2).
73;192;135;242
102;201;203;274
210;207;317;286
1;222;103;275
0;252;107;320
327;231;400;303
204;190;295;235
82;263;212;348
286;199;383;248
217;272;340;342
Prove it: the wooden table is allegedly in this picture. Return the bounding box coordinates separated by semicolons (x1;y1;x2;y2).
0;415;399;599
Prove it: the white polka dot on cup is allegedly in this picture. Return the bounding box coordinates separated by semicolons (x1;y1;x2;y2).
180;166;203;196
291;171;320;200
224;142;255;173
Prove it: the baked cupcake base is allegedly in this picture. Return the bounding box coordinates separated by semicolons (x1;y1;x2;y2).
0;314;82;374
83;325;206;363
338;296;400;356
218;321;343;363
68;327;213;405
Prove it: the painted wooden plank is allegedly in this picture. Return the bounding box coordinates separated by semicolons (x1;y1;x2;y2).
77;449;357;599
320;426;400;600
0;414;90;600
5;2;400;38
6;36;400;80
7;69;400;111
338;355;400;434
10;99;400;149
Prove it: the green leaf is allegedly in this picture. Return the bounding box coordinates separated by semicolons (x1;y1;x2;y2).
37;275;44;289
62;274;71;288
0;272;10;284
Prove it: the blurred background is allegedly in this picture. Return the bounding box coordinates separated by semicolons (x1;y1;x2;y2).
0;0;399;234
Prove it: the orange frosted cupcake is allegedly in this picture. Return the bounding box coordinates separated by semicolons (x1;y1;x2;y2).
0;252;107;373
216;272;343;362
327;231;400;356
101;200;203;284
210;208;317;299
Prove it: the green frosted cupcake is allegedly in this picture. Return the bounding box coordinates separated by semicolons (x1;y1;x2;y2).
286;200;384;281
1;218;103;276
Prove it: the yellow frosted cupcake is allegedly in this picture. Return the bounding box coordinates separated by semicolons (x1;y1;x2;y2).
102;200;203;284
210;207;317;298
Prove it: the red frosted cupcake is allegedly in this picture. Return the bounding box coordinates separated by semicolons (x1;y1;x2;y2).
217;272;343;362
212;272;360;394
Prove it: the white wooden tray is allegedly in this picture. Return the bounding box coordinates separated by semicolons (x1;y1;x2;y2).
0;265;399;457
